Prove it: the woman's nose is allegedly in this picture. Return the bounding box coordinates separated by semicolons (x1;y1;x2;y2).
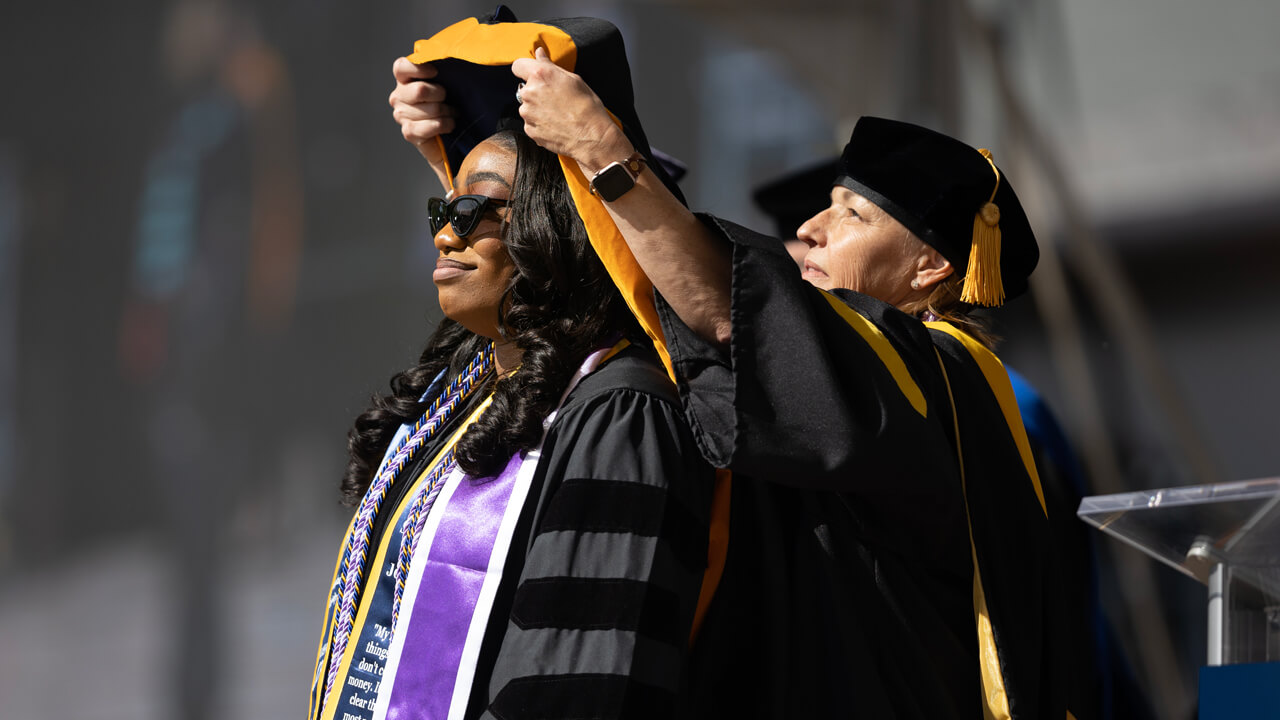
796;210;827;248
433;225;465;252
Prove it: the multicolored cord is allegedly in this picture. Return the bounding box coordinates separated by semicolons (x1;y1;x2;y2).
391;448;459;625
320;346;493;707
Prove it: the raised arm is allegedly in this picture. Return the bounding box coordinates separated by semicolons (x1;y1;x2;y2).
512;49;732;346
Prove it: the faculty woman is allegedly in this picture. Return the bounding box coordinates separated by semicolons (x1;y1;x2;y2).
496;51;1068;719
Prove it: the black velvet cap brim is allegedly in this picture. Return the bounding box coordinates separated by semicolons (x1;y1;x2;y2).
837;117;1038;301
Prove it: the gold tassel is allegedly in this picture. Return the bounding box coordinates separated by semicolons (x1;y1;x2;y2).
961;149;1005;307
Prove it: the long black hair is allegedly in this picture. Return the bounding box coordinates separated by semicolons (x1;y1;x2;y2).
340;128;641;505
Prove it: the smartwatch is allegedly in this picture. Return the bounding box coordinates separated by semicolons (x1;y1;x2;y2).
588;151;646;202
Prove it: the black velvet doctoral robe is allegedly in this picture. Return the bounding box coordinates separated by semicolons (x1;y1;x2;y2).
311;345;715;720
659;215;1065;720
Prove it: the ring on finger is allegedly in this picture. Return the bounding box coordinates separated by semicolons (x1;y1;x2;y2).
515;82;525;104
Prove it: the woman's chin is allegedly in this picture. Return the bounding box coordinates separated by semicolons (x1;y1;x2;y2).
438;304;501;340
801;273;832;291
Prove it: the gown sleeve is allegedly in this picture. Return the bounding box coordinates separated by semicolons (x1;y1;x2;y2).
656;213;956;498
479;376;713;720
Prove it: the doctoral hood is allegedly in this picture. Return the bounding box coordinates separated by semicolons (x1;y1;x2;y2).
408;5;684;377
407;5;684;204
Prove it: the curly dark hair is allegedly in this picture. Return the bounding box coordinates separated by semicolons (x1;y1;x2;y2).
340;128;642;505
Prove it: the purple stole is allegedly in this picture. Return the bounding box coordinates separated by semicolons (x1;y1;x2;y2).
365;345;614;720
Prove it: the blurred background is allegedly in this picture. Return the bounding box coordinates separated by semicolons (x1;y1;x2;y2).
0;0;1277;717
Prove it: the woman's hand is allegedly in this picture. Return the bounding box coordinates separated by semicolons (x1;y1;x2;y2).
389;57;455;190
511;47;631;174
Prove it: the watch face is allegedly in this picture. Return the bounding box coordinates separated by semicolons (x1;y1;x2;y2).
591;162;636;202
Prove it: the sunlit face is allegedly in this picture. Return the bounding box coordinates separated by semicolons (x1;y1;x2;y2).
432;138;517;339
796;185;927;307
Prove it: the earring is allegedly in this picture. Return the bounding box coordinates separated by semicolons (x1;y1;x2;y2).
911;280;920;290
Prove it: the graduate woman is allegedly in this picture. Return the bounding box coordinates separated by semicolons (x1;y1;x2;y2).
494;52;1068;719
307;16;716;720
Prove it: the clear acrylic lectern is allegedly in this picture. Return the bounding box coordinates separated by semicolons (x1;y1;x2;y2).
1077;477;1280;666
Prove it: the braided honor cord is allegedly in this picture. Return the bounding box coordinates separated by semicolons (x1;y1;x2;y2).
391;351;505;622
320;345;494;706
391;447;458;625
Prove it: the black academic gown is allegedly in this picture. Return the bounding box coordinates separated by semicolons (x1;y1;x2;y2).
312;345;715;720
661;216;1065;720
471;345;714;719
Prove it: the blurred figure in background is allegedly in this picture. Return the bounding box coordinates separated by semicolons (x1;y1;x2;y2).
1008;369;1156;720
117;1;302;717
